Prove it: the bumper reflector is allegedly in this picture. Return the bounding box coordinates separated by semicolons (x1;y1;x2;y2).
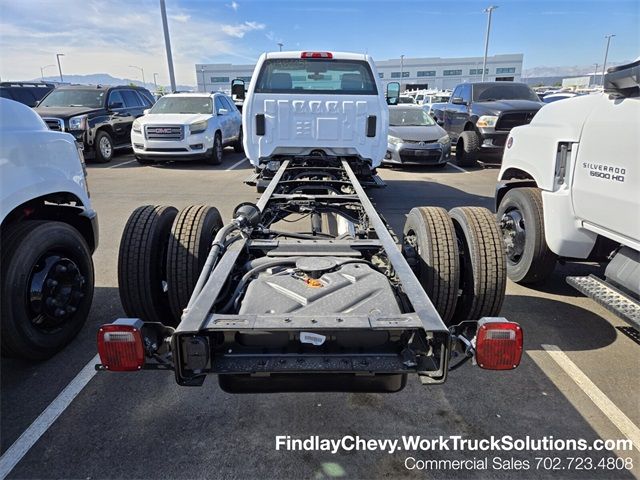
97;320;145;371
475;319;523;370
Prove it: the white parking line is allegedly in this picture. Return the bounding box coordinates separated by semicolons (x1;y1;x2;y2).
226;157;248;171
0;355;99;479
446;162;469;173
541;344;640;453
107;159;137;169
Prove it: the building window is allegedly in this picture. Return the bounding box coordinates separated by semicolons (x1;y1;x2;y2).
210;76;230;83
496;67;516;74
470;68;488;75
443;70;462;76
402;71;409;78
417;70;435;77
378;72;384;79
390;71;410;78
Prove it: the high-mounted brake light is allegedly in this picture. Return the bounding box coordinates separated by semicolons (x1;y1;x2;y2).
97;320;145;371
475;319;523;370
301;52;333;59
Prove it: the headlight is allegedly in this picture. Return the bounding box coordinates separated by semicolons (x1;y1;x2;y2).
132;119;142;133
437;135;451;145
69;114;88;130
388;135;403;145
476;115;498;128
189;120;208;134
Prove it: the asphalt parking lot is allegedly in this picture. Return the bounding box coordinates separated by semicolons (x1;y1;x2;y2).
2;148;639;479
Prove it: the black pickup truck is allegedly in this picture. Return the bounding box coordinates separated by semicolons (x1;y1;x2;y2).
438;82;542;166
35;84;155;163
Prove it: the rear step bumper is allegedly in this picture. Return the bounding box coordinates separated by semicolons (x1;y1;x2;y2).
567;274;640;327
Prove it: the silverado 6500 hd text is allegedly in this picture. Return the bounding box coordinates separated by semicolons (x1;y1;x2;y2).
96;52;522;392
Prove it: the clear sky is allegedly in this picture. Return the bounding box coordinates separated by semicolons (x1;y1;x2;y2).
0;0;637;85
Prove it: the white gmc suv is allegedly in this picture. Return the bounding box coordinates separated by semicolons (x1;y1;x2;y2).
131;92;243;165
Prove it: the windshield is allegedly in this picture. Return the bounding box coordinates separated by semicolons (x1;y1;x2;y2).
150;96;213;114
398;97;415;104
473;83;540;102
40;89;105;108
255;59;378;95
389;108;436;126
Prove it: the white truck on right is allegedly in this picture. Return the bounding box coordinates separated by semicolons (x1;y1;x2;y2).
495;59;640;325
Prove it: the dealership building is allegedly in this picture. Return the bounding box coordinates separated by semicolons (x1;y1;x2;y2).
195;53;523;92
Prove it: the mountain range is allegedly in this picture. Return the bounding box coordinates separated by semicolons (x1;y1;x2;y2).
37;73;195;92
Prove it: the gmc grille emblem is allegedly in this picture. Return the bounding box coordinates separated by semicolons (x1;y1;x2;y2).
153;128;174;134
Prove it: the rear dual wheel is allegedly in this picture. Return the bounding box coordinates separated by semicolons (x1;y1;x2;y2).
117;204;223;326
402;206;506;325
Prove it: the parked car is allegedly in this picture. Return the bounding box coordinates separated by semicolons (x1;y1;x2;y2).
384;105;451;167
34;84;155;163
542;92;581;103
1;98;98;359
440;82;543;166
0;81;55;107
131;92;242;165
422;92;452;119
495;60;639;325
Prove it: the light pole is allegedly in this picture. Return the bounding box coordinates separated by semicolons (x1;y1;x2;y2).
481;5;498;82
129;65;146;85
277;42;283;52
200;66;206;92
40;64;56;81
153;73;159;91
400;54;405;91
56;53;65;83
601;34;615;86
160;0;177;92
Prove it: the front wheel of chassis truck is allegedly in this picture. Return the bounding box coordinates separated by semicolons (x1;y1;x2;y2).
118;205;179;325
448;206;506;323
402;206;460;325
166;205;224;323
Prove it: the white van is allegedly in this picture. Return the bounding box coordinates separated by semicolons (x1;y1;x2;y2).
238;51;397;171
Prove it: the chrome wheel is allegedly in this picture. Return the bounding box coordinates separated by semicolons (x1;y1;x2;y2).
99;136;112;159
500;209;526;263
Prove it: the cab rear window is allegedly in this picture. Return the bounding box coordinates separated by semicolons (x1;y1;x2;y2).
255;59;378;95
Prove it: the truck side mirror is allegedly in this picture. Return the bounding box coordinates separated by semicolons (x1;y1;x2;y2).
386;82;400;105
451;97;465;105
231;79;246;100
143;109;150;115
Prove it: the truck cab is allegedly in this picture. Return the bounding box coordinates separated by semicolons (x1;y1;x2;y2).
495;59;640;323
236;51;398;177
1;98;98;359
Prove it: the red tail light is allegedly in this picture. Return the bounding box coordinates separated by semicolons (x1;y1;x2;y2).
301;51;333;59
97;321;145;371
475;320;523;370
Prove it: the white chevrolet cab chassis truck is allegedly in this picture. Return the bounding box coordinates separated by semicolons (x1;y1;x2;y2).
496;59;640;325
1;98;98;360
96;52;523;392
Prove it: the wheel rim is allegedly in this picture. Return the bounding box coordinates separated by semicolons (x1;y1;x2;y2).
216;136;222;158
500;209;526;264
99;136;112;158
27;253;87;332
